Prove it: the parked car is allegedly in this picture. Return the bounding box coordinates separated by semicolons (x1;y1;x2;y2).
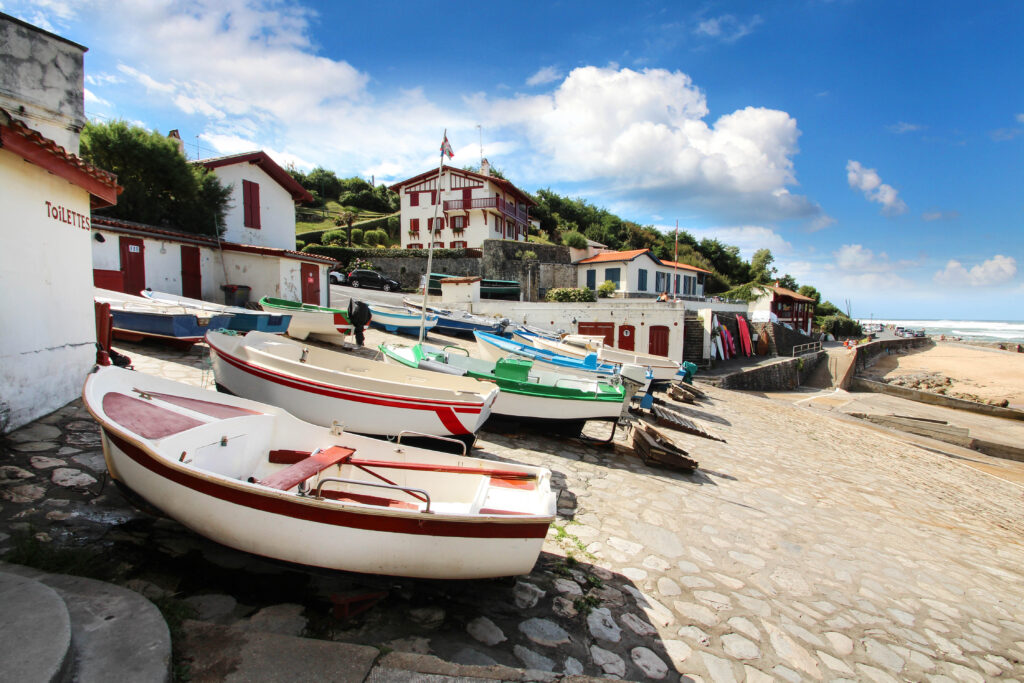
345;269;400;292
328;269;347;285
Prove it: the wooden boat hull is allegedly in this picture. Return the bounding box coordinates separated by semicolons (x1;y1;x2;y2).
84;366;555;579
207;331;496;440
142;290;291;334
403;299;507;336
109;309;234;345
259;297;351;345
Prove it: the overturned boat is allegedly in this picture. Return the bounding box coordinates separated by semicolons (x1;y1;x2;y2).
258;297;352;345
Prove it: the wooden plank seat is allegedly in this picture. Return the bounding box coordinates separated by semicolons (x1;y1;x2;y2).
257;446;356;490
318;490;419;510
267;449;536;481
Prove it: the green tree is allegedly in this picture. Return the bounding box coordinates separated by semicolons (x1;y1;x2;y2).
797;285;821;306
81;120;231;234
750;248;777;283
307;167;343;201
776;273;799;291
562;231;588;248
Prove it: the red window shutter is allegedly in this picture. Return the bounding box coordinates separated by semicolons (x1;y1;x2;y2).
427;218;432;231
242;180;252;227
463;188;472;204
243;180;261;229
410;218;419;231
410;192;419;207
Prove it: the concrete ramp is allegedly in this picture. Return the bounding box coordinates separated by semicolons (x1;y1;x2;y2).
803;346;857;389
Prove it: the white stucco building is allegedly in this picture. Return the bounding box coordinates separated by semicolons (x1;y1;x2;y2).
575;249;709;299
389;160;534;250
0;14;121;432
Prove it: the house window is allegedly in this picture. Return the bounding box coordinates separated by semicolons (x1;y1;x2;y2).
638;269;648;292
586;269;596;290
605;267;621;288
410;192;419;207
450;240;467;248
409;218;420;232
674;274;681;294
453;215;465;230
407;243;423;249
655;272;665;292
462;188;472;204
432;241;444;249
242;180;261;229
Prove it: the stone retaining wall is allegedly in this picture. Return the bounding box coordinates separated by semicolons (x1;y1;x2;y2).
850;377;1024;422
704;351;826;391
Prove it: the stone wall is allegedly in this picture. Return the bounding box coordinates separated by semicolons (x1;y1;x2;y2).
757;321;816;357
706;351;826;391
371;256;479;289
851;377;1024;422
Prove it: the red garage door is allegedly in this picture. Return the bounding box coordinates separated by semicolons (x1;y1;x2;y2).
578;322;614;346
618;324;636;351
648;325;669;357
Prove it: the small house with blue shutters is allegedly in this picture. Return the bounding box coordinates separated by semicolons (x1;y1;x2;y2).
575;249;709;299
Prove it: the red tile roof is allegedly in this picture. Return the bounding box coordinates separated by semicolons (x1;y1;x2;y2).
197;151;313;204
768;285;815;302
576;249;710;274
0;108;121;208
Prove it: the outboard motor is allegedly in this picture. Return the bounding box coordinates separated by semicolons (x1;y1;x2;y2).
347;298;372;347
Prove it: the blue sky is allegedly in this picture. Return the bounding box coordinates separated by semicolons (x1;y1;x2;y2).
7;0;1022;319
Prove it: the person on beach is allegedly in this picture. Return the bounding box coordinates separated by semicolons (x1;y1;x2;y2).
657;291;669;302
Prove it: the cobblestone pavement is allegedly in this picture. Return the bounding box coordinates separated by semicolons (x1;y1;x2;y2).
2;333;1024;682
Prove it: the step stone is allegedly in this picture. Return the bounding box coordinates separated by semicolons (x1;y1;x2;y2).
0;570;73;683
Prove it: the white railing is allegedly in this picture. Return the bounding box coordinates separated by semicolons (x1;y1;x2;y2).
792;341;822;356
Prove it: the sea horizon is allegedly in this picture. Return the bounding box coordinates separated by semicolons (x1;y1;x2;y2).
858;318;1024;344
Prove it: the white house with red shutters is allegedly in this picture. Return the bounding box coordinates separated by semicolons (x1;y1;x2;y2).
575;249;709;299
89;146;333;308
0;13;121;432
389;160;534;249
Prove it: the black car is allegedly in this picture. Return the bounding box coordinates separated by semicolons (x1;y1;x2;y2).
344;268;400;292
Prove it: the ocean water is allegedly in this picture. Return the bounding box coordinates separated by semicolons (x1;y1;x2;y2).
863;319;1024;344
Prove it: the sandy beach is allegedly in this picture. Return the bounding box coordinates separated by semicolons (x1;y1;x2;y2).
863;340;1024;409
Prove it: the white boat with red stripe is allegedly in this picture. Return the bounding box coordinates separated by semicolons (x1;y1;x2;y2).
207;331;497;448
83;365;555;579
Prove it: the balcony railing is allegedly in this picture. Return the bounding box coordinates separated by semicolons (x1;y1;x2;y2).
443;196;529;223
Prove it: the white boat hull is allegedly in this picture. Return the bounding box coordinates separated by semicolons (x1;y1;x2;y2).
85;366;555;579
529;335;681;381
277;309;351;345
492;389;622;422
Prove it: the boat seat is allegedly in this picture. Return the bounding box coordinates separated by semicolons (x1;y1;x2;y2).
257;446;355;491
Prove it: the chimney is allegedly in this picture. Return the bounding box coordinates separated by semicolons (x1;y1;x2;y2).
480;158;490;177
167;129;185;156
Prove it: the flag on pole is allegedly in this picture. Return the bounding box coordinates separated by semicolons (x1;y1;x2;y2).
440;134;454;159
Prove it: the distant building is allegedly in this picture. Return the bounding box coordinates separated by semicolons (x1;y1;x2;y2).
389;159;534;250
0;13;121;432
749;283;816;335
575;249;709;299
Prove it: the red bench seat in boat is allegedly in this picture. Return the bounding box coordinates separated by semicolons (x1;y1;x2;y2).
257;446;355;491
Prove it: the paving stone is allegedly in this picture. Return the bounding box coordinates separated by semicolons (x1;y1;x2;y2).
621;611;657;636
408;606;445;629
8;423;61;442
761;620;821;680
942;663;985;683
607;536;644;555
586;607;622;643
514;644;555;672
563;656;583;675
689;548;714;566
676;625;710;647
467;616;505;646
856;663;900;682
631;646;668;679
824;631;854;655
238;603;306;636
817;649;854;675
769;567;812;596
657;576;681;597
29;456;65;470
590;584;625;606
780;618;824;646
623;567;649;581
624;586;675;627
693;590;731;611
519;618;569;647
51;467;97;488
725;616;759;641
863;638;905;672
742;665;774;683
679;575;716;589
728;551;765;569
183;593;237;622
676;560;700;574
673;601;719;627
384;636;430;654
700;652;738;683
590;644;626;677
629;521;685;558
513;581;544;609
551;596;577;619
972;656;1001;677
771;665;802;683
735;593;771;618
2;484;46;503
661;639;692;667
553;578;582;596
12;441;57;452
710;573;744;591
450;647;497;666
0;465;34;481
721;633;759;660
71;452;106;471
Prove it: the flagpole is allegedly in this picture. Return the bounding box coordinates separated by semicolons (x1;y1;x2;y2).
672;220;679;300
419;129;449;343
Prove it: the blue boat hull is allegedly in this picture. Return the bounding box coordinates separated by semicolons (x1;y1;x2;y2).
111;310;235;345
219;313;291;334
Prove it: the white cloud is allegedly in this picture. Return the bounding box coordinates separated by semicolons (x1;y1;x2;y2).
694;14;763;43
526;66;562;87
476;66;820;221
83;88;110;107
887;121;923;134
933;255;1017;287
684;225;792;261
832;243;922;274
846;160;907;216
921;209;959;221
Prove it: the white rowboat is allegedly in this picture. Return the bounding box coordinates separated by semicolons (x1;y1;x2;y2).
84;365;555;579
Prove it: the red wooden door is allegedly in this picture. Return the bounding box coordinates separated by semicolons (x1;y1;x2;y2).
648;325;669;357
180;246;201;298
618;324;636;351
119;236;146;295
578;322;614;346
300;263;320;304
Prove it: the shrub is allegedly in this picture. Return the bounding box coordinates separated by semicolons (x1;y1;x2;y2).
295;240;306;250
350;228;364;245
562;231;588;249
302;245;467;261
597;280;617;298
521;249;538;260
545;287;596;303
363;230;379;246
322;229;347;245
819;315;863;338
